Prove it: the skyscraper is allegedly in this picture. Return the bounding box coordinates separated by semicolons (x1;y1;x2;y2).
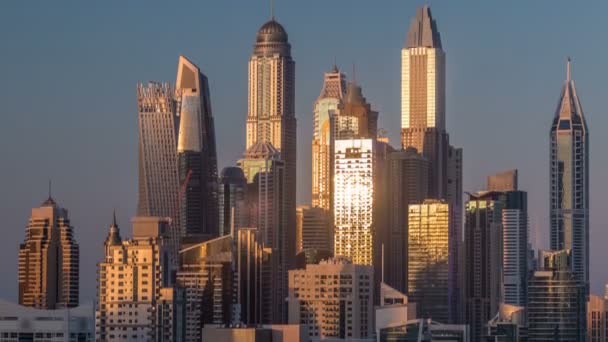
333;139;380;266
386;147;429;293
238;141;287;323
18;195;79;309
527;249;585;341
137;82;180;246
401;5;448;198
549;58;589;296
177;55;219;241
587;294;606;342
464;191;504;341
312;66;346;211
407;199;457;323
247;17;297;273
500;191;528;308
218;166;247;237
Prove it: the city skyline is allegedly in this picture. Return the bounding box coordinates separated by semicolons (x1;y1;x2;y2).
1;0;607;307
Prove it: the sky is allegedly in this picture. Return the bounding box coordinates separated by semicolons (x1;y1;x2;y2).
1;0;607;303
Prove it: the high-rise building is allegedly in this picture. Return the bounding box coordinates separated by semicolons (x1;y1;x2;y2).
18;195;79;309
287;257;374;341
333;139;375;266
549;59;590;296
500;192;528;308
401;5;448;199
312;66;346;211
464;191;504;341
136;82;180;247
176;55;219;241
247;17;297;276
96;216;181;341
177;235;235;341
407;199;457;323
238;142;287;323
218;167;247;237
295;205;332;254
587;294;606;342
386;147;429;294
527;249;585;341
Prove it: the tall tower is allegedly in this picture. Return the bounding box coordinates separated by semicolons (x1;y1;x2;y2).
407;199;456;323
177;55;219;241
18;194;79;309
137;82;180;245
550;58;589;296
238;142;287;323
312;67;346;210
218;167;247;237
401;5;448;198
247;17;296;274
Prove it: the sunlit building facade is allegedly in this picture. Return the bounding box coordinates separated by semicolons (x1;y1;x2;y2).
407;199;456;323
333;139;375;266
287;257;373;341
18;196;79;309
176;55;219;241
550;59;590;297
401;5;448;199
312;67;346;211
95;216;181;341
587;294;606;342
247;18;297;280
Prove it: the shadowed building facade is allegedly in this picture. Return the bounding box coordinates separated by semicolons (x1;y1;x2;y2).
238;141;287;323
550;59;590;297
177;55;219;241
218;167;247;237
386;147;429;294
18;196;79;309
527;249;585;341
136;82;180;247
247;18;297;284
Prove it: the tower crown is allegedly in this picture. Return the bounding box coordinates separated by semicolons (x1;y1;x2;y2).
406;5;442;49
253;18;291;56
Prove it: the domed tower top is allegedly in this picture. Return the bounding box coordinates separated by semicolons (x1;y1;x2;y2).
253;18;291;57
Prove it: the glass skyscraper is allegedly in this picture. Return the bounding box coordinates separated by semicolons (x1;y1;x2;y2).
549;59;589;296
176;55;219;241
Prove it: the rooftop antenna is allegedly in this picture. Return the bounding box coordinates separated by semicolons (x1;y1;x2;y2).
270;0;275;20
566;56;571;81
48;179;52;199
112;209;117;227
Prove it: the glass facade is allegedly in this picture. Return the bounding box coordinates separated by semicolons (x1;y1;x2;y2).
407;199;455;323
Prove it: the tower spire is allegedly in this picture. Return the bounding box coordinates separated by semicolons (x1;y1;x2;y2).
48;179;52;199
270;0;274;19
566;57;571;81
112;209;117;227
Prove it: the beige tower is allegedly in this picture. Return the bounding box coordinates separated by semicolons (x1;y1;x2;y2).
312;67;346;210
247;18;296;290
18;195;79;309
95;216;181;341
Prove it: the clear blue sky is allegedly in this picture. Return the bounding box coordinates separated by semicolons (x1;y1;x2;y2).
1;1;607;303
